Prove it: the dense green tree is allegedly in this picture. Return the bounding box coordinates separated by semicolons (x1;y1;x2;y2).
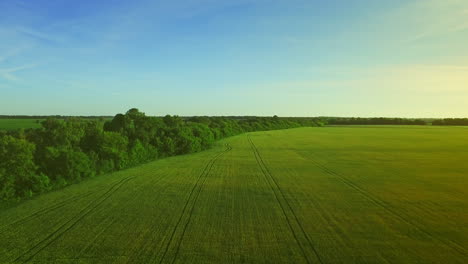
104;113;128;133
128;139;158;166
190;123;215;150
432;118;468;126
0;109;323;200
99;131;129;171
80;121;105;153
40;147;94;185
326;117;427;125
0;135;48;199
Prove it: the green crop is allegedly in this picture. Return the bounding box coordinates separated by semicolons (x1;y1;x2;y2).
1;126;467;263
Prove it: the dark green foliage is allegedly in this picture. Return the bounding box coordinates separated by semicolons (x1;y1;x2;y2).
326;117;427;125
190;123;215;149
0;109;321;199
103;113;127;133
0;135;48;199
98;131;129;171
432;118;468;126
40;147;94;184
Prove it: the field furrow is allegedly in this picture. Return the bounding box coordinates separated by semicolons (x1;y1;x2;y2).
159;144;232;264
12;177;135;263
247;135;323;264
1;127;467;263
305;154;468;257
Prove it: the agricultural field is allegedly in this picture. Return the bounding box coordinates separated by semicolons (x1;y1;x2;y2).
0;119;44;130
0;126;467;263
0;118;113;131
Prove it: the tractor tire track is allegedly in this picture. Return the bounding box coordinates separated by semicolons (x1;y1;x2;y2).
12;176;135;263
158;144;232;264
305;154;468;257
68;168;173;262
73;217;118;260
0;190;98;234
102;169;184;263
248;135;323;264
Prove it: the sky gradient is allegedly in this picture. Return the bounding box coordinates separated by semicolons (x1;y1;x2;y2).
1;0;467;117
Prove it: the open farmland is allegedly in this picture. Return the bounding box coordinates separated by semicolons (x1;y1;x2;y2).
0;126;467;263
0;119;44;130
0;118;114;131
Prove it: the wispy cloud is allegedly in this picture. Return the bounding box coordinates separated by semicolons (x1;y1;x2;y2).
0;44;33;63
0;64;37;81
15;26;64;43
0;47;21;63
400;0;468;42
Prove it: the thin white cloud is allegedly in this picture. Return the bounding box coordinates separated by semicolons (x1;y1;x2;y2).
0;64;37;73
0;64;37;81
0;72;18;81
16;26;64;43
401;0;468;42
0;46;26;63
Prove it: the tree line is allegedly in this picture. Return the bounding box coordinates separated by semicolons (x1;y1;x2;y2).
325;117;468;126
431;118;468;126
0;109;323;200
325;117;427;125
0;115;112;119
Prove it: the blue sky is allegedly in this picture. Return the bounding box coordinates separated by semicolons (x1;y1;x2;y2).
1;0;467;117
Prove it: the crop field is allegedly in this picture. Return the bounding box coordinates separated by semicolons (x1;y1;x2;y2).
0;119;44;130
0;118;113;130
0;126;467;263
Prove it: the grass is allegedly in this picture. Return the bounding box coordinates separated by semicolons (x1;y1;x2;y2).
0;119;44;130
0;126;467;263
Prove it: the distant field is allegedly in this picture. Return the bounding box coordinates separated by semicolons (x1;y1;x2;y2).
0;118;112;131
0;119;44;130
0;127;467;263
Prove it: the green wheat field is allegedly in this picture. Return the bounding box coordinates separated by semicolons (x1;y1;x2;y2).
0;119;44;131
0;126;467;263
